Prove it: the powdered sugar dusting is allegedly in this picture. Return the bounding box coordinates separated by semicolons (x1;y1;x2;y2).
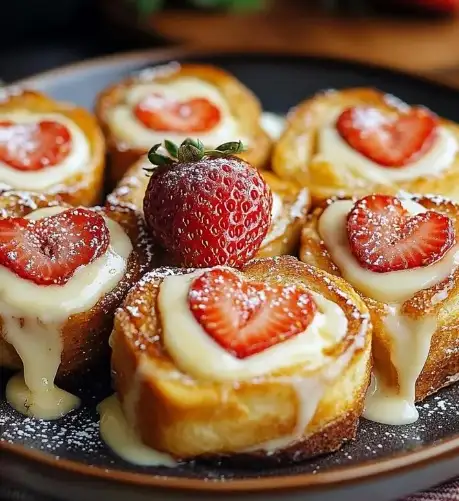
0;377;457;479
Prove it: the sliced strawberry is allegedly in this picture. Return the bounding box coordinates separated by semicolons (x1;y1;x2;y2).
0;120;72;171
134;94;221;133
347;194;455;273
0;208;110;285
336;106;438;167
188;268;317;359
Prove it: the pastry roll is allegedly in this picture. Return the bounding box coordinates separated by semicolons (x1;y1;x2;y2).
0;190;157;419
107;256;371;462
300;193;459;425
107;156;310;259
0;89;105;206
273;88;459;203
95;63;272;183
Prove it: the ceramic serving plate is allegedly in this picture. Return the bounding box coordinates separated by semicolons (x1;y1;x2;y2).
0;49;458;501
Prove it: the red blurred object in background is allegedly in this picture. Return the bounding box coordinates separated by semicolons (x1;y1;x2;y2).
402;0;459;13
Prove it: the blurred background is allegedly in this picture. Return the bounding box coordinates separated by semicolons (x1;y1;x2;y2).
1;0;459;84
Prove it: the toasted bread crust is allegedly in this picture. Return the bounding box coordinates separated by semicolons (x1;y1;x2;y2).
299;194;459;401
0;89;105;206
111;255;372;461
0;190;159;378
272;88;459;204
95;63;272;184
255;172;310;258
107;157;309;259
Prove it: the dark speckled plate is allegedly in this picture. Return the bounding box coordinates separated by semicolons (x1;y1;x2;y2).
0;49;458;501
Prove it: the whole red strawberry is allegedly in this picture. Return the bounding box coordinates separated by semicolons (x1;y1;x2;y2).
143;138;272;268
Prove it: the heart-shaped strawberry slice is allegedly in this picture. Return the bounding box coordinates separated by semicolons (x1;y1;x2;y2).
134;94;221;133
0;208;110;285
336;106;438;167
0;120;72;171
347;195;455;273
188;268;317;359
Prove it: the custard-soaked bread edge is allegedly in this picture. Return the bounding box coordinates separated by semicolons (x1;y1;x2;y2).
95;63;272;184
111;256;372;461
299;194;459;401
272;88;459;203
0;191;158;378
0;89;105;206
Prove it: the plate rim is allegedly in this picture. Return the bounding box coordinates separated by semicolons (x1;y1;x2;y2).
1;46;458;493
10;45;459;93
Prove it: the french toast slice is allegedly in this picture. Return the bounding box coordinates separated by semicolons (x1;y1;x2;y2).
95;63;272;184
0;190;158;379
0;89;105;206
107;156;310;259
110;255;372;462
300;194;459;404
272;88;459;204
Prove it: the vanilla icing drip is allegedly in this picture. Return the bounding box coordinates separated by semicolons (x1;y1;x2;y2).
363;306;436;425
318;197;456;425
0;112;91;191
1;206;132;419
98;394;177;467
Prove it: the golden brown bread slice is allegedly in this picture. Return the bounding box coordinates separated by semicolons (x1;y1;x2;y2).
0;190;159;379
250;171;310;258
272;88;459;204
300;194;459;403
0;89;105;206
95;63;272;184
107;156;310;259
110;255;372;462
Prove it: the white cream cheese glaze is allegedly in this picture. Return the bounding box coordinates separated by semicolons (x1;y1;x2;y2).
98;394;177;467
107;78;247;149
0;112;91;191
261;188;309;248
158;268;348;381
364;307;436;425
318;198;458;425
1;206;132;419
270;191;283;223
260;112;286;140
314;107;458;184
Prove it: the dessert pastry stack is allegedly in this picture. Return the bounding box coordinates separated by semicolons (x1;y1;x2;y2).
0;64;457;468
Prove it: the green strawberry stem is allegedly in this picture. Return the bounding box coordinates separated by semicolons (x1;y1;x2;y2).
146;138;246;170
